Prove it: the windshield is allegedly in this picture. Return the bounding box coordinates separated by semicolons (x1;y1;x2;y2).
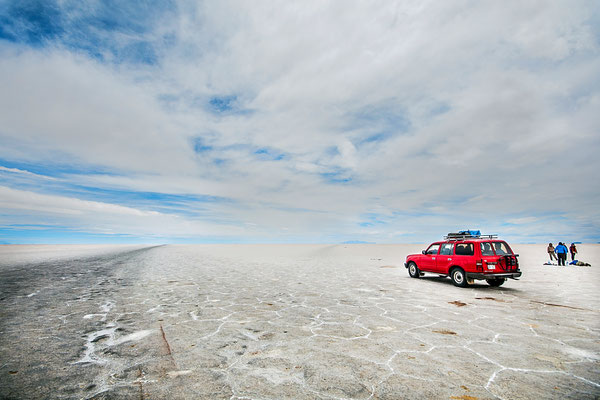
425;244;440;255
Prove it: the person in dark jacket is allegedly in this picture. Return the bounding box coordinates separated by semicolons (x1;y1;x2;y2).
555;242;568;266
569;243;578;261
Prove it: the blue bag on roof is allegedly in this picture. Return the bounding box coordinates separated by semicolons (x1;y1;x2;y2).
458;230;481;237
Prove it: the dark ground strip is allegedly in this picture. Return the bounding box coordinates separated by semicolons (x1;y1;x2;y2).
0;246;160;400
530;300;595;312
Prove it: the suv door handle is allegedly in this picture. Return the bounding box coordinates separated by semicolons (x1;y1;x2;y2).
447;258;452;261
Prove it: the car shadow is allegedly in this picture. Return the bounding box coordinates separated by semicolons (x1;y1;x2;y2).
417;275;522;292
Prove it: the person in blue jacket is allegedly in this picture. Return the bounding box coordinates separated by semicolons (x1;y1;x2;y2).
555;242;568;266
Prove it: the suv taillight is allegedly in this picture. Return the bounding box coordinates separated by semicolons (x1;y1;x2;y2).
476;259;483;271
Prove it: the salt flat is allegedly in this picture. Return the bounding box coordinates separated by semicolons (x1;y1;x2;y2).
0;244;598;399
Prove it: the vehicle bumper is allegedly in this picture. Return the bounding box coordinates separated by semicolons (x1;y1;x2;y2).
466;271;522;280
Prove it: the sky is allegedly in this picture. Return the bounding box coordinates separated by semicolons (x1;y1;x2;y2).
0;0;599;244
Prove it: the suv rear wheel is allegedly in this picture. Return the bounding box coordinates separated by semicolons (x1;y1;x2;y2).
408;262;420;278
450;267;468;287
486;278;505;287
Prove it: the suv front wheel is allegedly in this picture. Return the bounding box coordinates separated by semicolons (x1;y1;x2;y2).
450;267;468;287
408;262;420;278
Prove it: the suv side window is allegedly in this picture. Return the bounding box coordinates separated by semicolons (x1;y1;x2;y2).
455;243;474;256
481;242;494;256
426;244;440;255
440;243;453;255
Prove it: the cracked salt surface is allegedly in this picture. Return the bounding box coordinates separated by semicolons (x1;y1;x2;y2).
0;244;598;399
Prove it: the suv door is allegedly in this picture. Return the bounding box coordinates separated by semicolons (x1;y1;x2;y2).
436;242;455;274
419;243;440;272
453;242;476;273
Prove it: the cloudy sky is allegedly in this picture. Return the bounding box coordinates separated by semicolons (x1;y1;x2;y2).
1;0;599;244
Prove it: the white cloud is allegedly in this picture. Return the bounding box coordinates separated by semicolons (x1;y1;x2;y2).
0;186;159;218
0;185;249;238
0;166;57;180
0;1;599;242
507;217;539;225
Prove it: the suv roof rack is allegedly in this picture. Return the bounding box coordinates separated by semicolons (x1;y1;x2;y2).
444;233;498;240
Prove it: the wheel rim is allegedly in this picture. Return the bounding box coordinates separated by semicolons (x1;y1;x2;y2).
409;265;416;275
453;270;464;284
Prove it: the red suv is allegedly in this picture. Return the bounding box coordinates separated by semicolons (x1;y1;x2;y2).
404;232;521;287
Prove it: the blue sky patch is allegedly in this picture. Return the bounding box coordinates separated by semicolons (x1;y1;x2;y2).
209;95;237;113
429;102;451;117
57;185;232;215
207;95;255;116
358;213;388;227
324;146;340;156
355;107;410;130
359;132;390;145
192;137;213;153
0;0;63;45
0;225;157;244
0;0;174;64
254;148;286;161
118;40;157;64
346;103;412;148
320;171;352;184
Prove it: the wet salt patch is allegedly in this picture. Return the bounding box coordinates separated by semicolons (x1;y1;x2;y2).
564;346;600;360
113;330;153;345
241;331;259;341
74;302;122;364
251;367;303;385
83;314;104;320
376;326;395;331
147;305;161;313
75;328;152;365
75;325;118;365
166;370;193;378
100;301;114;313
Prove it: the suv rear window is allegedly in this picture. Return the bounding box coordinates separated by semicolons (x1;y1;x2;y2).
455;243;474;256
481;242;494;256
492;242;512;255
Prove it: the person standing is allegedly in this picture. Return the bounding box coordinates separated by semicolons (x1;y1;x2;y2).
547;243;557;261
569;243;578;261
555;242;568;266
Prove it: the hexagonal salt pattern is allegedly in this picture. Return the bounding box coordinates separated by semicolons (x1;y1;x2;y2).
0;244;598;399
